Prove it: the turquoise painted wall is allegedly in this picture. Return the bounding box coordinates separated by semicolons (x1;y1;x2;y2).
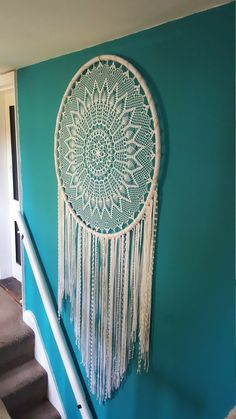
17;3;235;419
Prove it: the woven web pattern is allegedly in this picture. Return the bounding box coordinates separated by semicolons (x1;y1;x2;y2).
56;58;156;234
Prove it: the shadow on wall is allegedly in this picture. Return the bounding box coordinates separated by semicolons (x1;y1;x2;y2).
119;58;204;419
130;57;170;359
136;369;205;419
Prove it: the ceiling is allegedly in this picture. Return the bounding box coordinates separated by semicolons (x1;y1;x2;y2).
0;0;230;74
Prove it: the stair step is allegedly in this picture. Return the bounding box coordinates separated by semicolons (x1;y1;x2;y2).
0;284;61;419
0;286;22;326
0;286;35;373
14;399;61;419
0;359;48;415
0;326;34;373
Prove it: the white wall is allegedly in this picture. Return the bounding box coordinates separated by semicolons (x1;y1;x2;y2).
0;89;14;279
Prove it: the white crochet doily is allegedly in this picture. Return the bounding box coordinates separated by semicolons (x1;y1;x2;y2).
55;55;160;235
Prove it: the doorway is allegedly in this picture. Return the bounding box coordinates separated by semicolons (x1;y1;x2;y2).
0;72;22;284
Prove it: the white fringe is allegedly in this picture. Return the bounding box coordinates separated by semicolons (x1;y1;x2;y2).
58;188;158;402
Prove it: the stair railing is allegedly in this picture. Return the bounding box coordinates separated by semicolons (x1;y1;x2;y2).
16;211;93;419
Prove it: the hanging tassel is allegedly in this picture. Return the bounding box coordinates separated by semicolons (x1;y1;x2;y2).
58;188;65;316
58;188;158;402
138;190;158;372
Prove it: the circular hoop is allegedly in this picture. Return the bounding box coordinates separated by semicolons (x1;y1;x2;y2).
54;55;160;238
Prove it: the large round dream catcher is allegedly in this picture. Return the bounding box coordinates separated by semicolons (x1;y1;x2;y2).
55;55;160;402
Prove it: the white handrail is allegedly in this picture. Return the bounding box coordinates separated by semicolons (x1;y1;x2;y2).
16;211;93;419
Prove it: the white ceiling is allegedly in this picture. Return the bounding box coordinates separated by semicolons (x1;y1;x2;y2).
0;0;230;74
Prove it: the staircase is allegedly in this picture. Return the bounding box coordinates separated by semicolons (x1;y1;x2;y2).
0;285;61;419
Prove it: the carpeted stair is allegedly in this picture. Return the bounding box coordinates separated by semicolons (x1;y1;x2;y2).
0;285;61;419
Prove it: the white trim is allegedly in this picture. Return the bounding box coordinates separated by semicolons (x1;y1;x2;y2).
16;211;92;419
13;71;23;215
4;90;22;282
0;71;22;282
23;310;67;419
14;70;25;301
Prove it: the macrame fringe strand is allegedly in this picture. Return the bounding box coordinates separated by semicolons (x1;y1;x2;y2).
58;188;158;403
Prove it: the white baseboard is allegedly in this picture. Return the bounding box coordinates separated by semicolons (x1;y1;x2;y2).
23;310;67;419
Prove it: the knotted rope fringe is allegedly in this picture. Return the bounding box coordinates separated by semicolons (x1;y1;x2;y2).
58;188;158;402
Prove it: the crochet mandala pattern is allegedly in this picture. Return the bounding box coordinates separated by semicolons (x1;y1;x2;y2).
55;55;160;402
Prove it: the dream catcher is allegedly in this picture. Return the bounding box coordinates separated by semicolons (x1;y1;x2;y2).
55;55;160;402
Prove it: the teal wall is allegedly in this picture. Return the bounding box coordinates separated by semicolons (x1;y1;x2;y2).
17;3;235;419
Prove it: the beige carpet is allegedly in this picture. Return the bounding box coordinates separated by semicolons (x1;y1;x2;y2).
0;400;11;419
0;287;60;419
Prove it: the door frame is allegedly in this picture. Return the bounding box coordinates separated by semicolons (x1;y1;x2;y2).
0;71;23;283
